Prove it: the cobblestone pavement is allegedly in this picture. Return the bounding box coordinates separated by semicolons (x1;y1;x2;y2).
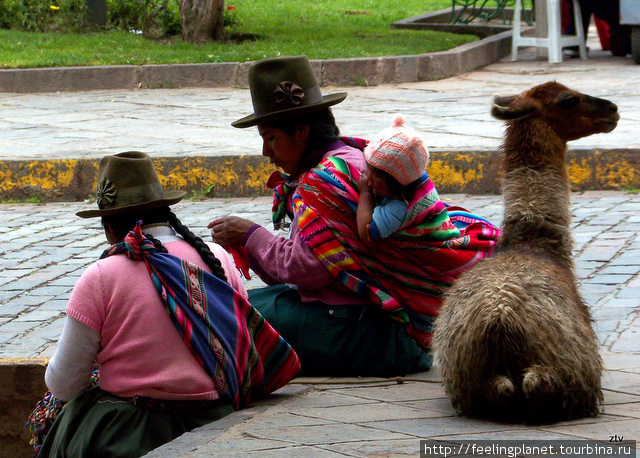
2;192;640;456
2;192;639;359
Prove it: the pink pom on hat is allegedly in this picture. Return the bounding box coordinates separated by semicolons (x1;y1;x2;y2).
364;114;429;186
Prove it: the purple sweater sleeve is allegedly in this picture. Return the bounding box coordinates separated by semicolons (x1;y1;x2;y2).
244;142;370;305
245;224;335;288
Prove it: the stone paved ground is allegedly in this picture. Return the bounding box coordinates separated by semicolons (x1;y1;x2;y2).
2;191;639;456
1;191;638;359
1;39;639;163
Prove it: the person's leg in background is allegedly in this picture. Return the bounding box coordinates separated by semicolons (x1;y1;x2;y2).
562;0;592;57
581;0;630;56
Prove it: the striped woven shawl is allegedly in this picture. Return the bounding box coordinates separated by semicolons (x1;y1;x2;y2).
287;154;500;349
102;224;301;409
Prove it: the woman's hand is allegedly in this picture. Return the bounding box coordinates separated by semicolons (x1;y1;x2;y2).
208;216;257;248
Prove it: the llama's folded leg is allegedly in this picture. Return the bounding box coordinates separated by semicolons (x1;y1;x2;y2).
522;365;560;398
521;365;567;422
490;374;516;400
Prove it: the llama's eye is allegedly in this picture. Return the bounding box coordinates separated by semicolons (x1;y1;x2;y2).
557;94;580;110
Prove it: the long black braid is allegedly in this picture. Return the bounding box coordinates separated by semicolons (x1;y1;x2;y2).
146;234;169;254
167;211;228;283
102;207;228;283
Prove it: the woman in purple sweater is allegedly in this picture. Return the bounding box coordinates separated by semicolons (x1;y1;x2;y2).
209;56;500;377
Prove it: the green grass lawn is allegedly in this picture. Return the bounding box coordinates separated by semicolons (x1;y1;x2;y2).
0;0;477;68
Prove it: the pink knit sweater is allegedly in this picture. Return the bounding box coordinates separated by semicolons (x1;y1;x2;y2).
61;229;246;401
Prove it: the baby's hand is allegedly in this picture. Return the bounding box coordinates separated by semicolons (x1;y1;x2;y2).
357;171;370;192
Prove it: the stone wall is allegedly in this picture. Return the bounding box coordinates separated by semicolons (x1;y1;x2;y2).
0;358;48;458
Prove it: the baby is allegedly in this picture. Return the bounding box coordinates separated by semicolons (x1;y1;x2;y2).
357;114;429;241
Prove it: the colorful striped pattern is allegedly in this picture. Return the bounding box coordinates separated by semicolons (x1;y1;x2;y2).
102;223;301;409
268;170;296;230
26;371;100;452
284;153;500;350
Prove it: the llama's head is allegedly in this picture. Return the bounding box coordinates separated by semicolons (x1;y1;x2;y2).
491;82;619;142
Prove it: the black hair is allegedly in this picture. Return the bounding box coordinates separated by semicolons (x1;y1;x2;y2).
166;211;227;282
101;207;228;283
268;107;341;178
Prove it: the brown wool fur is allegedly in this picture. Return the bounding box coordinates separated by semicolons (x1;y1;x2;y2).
432;82;619;423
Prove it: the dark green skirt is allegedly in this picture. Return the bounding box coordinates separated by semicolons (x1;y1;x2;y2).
249;284;432;377
38;386;233;458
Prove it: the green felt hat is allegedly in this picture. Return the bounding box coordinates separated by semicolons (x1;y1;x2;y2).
76;151;186;218
232;55;347;128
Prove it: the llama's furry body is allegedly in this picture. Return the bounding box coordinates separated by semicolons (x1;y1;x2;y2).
435;251;601;422
433;82;619;423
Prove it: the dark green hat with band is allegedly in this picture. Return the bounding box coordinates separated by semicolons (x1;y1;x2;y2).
232;55;347;128
76;151;186;218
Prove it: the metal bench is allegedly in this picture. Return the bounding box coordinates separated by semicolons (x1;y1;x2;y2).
448;0;534;25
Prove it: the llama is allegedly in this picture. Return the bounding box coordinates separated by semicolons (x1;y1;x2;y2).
432;82;619;423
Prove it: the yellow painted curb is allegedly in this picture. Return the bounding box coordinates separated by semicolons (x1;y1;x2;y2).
1;149;638;202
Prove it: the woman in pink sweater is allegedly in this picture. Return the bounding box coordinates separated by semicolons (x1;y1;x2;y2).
208;56;500;378
35;152;300;457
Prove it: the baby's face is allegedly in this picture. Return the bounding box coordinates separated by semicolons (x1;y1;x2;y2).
367;165;392;197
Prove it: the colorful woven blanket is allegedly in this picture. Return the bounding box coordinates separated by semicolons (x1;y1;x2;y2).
101;223;301;409
275;145;499;349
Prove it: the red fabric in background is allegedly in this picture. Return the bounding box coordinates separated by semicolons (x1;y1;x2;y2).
562;0;571;30
594;16;611;50
561;0;611;51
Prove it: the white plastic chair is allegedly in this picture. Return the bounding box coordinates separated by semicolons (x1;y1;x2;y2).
511;0;587;63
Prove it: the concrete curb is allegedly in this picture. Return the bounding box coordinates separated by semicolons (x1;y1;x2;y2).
1;148;639;202
0;31;512;93
145;384;314;458
1;13;638;200
0;356;311;458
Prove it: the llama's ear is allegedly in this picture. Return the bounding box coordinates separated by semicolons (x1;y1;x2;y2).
491;94;536;121
492;94;518;107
